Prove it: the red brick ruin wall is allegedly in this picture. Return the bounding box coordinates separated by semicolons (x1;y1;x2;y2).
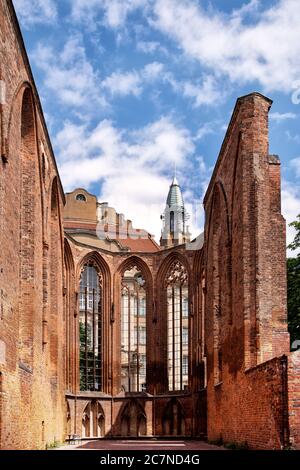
0;0;299;450
203;93;291;449
0;0;66;449
288;351;300;448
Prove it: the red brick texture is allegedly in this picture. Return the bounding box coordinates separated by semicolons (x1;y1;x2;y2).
0;0;66;449
288;351;300;449
203;93;291;449
0;0;298;451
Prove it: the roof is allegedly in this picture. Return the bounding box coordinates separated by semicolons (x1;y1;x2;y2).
64;221;160;253
166;177;184;208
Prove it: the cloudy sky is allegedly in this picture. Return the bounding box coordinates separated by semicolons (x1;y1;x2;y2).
13;0;300;251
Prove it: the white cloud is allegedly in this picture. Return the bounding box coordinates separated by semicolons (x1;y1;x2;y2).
151;0;300;93
285;130;300;144
290;157;300;179
13;0;57;26
102;62;164;97
182;75;225;107
55;116;203;241
102;71;142;97
137;40;168;55
269;112;297;122
194;122;217;141
32;36;108;110
70;0;149;29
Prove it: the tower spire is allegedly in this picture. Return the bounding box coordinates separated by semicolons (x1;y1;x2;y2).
160;175;190;248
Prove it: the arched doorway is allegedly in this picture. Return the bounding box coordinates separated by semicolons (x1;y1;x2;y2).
163;398;186;436
120;400;147;437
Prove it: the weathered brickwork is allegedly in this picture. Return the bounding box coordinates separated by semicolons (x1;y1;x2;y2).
202;93;292;449
0;0;299;450
288;351;300;448
0;0;66;449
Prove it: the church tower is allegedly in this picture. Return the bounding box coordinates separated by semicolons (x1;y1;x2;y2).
160;176;191;248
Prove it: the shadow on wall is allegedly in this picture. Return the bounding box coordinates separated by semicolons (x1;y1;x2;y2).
76;396;195;438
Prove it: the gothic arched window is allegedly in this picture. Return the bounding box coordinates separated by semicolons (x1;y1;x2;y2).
79;263;102;391
121;267;146;392
166;260;189;391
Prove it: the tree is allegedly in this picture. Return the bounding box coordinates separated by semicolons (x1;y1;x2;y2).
287;214;300;348
288;214;300;252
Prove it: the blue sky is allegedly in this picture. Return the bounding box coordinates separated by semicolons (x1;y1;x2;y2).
13;0;300;251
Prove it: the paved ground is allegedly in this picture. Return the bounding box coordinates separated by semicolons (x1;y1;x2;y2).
60;439;224;451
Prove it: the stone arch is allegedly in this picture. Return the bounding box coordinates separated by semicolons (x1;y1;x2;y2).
77;251;111;287
81;400;105;438
77;252;111;393
120;400;147;437
49;177;63;380
115;256;153;394
162;398;186;436
156;252;191;392
206;180;231;246
205;183;232;384
156;252;191;286
7;81;35;155
192;249;206;390
64;238;75;392
19;85;38;368
7;82;44;222
82;402;91;438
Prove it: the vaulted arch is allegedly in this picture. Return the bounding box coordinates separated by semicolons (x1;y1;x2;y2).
120;399;147;437
162;398;186;436
49;177;64;382
205;182;232;385
115;256;153;393
64;238;75;392
156;252;191;392
77;252;111;393
19;85;38;368
82;401;105;438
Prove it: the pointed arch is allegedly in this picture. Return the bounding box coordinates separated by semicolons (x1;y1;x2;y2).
7;82;44;227
162;398;186;436
156;252;190;392
205;182;232;385
192;249;206;390
49;177;63;380
120;399;147;437
156;251;191;286
77;252;111;393
115;256;153;394
64;238;75;392
19;84;38;368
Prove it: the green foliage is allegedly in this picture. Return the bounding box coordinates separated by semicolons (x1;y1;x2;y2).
288;214;300;252
287;257;300;345
287;214;300;348
46;440;61;450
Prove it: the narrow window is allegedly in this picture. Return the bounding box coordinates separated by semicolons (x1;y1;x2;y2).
166;260;189;391
121;267;146;392
79;263;102;391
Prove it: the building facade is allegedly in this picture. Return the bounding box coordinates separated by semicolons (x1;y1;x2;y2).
0;0;300;450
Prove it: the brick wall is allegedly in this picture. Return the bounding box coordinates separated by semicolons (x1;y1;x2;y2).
203;93;291;449
288;350;300;449
0;0;66;449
